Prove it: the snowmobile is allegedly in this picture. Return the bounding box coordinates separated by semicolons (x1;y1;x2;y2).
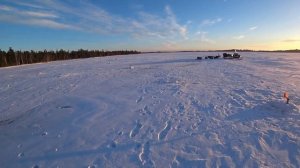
223;51;241;59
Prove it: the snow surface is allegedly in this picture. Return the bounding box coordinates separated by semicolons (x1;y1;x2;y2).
0;52;300;168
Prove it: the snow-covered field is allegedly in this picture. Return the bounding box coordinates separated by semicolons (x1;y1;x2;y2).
0;52;300;168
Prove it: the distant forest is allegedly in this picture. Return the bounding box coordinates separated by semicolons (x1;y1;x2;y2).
0;48;141;67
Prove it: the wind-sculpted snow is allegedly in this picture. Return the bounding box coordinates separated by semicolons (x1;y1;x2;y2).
0;52;300;167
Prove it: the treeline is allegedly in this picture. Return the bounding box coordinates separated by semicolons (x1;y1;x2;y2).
0;48;141;67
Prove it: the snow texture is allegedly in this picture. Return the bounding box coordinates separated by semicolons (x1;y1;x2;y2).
0;52;300;168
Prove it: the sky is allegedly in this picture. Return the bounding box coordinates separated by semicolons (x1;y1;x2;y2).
0;0;300;51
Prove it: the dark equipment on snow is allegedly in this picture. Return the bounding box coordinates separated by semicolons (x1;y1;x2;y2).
197;52;240;61
223;52;241;59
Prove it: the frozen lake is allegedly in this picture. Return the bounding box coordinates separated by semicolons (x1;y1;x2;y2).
0;52;300;167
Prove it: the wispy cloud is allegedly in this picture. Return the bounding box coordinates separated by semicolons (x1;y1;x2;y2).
0;1;188;41
9;1;44;9
0;5;13;11
23;11;58;18
132;5;187;39
0;14;77;30
162;5;188;38
0;3;71;30
201;18;222;26
0;4;57;18
27;18;78;29
195;31;215;43
233;35;245;40
249;26;258;31
232;26;257;40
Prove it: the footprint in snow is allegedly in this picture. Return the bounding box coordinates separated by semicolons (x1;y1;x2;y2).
17;152;24;158
118;131;123;136
87;164;97;168
57;105;72;109
136;96;143;103
107;141;117;148
130;122;143;138
144;106;152;115
0;119;14;126
139;141;155;166
138;106;152;116
32;165;39;168
158;121;171;141
41;131;48;136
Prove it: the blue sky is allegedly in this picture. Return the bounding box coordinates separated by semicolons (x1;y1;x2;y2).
0;0;299;51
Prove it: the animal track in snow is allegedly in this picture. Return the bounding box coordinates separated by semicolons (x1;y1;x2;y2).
158;121;171;141
130;121;143;138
